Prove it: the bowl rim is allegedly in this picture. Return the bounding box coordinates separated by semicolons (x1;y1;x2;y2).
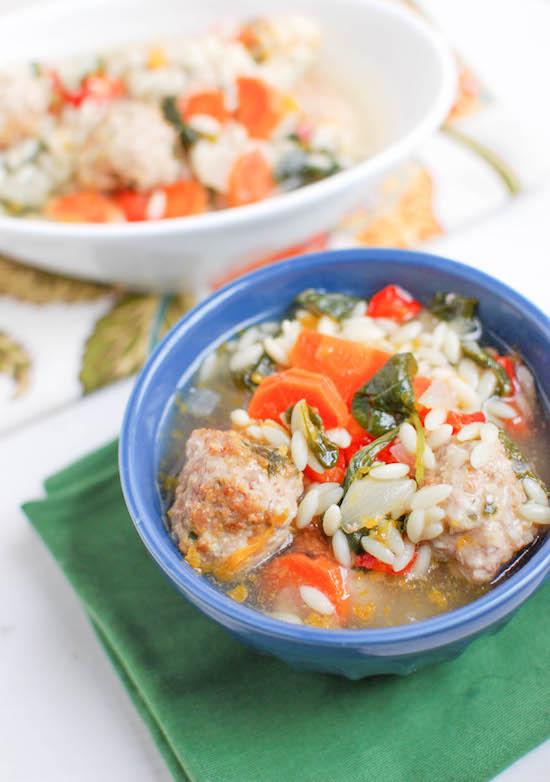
120;248;550;647
0;0;457;239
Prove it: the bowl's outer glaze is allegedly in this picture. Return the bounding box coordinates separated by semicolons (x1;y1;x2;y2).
0;0;456;291
120;249;550;678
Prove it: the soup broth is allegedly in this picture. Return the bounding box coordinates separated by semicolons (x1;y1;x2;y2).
159;285;549;629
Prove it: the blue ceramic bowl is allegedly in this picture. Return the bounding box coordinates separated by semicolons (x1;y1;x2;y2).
120;248;550;679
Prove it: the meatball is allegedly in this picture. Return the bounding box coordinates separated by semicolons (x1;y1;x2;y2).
168;429;303;580
75;101;181;191
428;438;537;583
0;67;52;148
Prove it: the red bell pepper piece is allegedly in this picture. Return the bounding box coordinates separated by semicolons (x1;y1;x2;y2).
367;285;422;323
50;70;125;107
495;355;520;397
446;410;485;434
304;450;346;484
355;551;417;575
343;432;399;466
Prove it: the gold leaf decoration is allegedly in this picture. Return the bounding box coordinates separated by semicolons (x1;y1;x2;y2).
0;331;31;397
446;64;484;123
79;293;193;394
0;255;114;303
356;167;442;248
79;295;157;393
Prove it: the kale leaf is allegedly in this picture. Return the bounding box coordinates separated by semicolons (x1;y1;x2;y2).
162;96;198;149
429;292;512;396
428;292;478;322
351;353;418;436
294;288;360;321
428;291;481;340
275;147;341;186
345;528;370;553
292;399;339;469
498;429;548;492
462;341;512;397
232;351;276;391
342;428;398;492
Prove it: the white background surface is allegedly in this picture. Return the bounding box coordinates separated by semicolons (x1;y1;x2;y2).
2;1;550;780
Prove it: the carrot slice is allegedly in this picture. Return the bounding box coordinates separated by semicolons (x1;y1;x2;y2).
291;526;332;558
227;149;274;208
248;367;348;429
289;329;391;405
112;189;150;221
236;25;256;50
181;90;229;123
235;76;281;139
80;75;126;103
235;23;262;56
261;552;350;620
44;191;124;223
162;179;207;218
413;375;431;400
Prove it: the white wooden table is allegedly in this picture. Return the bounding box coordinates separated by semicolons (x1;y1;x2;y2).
2;0;550;779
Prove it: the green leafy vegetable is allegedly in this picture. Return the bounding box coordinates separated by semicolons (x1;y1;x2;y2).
232;351;276;391
411;412;425;485
428;291;481;339
162;96;198;149
351;353;418;436
348;353;429;486
498;430;548;494
285;132;301;145
342;428;398;492
345;528;370;553
429;292;511;396
428;292;478;322
395;515;408;535
79;293;191;394
275;148;341;186
292;399;339;469
462;341;512;396
294;288;360;321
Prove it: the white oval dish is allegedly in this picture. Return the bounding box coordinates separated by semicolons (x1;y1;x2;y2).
0;0;456;291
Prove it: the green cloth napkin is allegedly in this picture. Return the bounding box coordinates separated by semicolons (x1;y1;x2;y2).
23;441;550;782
